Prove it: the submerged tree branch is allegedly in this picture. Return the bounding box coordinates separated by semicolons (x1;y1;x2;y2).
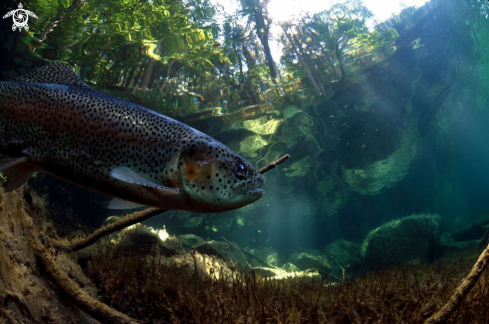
424;243;489;324
32;232;139;324
258;154;290;174
55;154;290;252
55;207;166;252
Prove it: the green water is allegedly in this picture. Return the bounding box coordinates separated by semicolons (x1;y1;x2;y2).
1;0;489;265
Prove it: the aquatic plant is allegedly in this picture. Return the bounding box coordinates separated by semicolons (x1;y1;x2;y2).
2;175;489;323
83;243;489;323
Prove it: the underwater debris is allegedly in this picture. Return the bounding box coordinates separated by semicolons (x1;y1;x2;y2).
257;153;290;174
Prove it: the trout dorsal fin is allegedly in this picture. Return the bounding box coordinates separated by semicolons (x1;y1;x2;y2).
16;62;87;87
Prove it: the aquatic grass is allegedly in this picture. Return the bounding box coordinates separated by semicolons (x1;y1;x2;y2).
83;244;489;324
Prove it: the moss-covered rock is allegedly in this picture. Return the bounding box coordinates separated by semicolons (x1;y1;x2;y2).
248;246;280;267
109;223;185;257
182;216;203;229
195;240;249;271
361;213;441;269
342;132;417;195
177;233;205;251
440;232;478;252
323;239;362;275
242;116;283;135
288;252;333;277
252;266;321;281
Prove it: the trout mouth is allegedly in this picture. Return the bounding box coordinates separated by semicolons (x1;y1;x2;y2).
250;188;265;197
231;181;264;197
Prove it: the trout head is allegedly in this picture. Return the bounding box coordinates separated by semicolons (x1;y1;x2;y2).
178;139;264;212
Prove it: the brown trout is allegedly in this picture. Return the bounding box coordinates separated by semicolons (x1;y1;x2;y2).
0;62;264;212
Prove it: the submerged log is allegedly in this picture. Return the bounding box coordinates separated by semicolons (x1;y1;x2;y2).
0;188;110;323
451;216;489;242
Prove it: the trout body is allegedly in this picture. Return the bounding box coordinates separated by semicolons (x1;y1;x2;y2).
0;63;264;212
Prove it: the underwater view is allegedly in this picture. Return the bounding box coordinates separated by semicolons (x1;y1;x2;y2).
1;0;489;322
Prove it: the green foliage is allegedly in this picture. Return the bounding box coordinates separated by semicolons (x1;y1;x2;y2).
19;0;397;119
239;0;280;82
26;0;226;111
280;0;397;96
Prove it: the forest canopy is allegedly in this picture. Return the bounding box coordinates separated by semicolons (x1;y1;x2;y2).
24;0;405;118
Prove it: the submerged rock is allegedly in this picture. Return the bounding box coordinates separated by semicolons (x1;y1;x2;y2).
182;216;203;228
451;215;489;241
252;266;321;281
282;105;303;119
165;250;235;279
242;116;283;135
342;132;417;195
195;240;249;271
108;223;185;257
323;239;362;275
282;156;311;177
440;232;478;252
177;233;205;251
361;213;442;269
288;252;333;277
248;246;280;267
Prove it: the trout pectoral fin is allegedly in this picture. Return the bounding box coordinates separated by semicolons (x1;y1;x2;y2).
0;157;36;192
110;166;181;194
106;198;146;210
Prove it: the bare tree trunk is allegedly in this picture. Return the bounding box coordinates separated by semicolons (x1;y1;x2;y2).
160;59;175;92
335;40;347;82
140;58;155;89
247;0;280;83
124;66;137;89
242;45;255;70
305;25;340;81
282;26;324;96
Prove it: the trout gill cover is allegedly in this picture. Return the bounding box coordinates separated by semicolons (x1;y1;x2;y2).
0;62;264;212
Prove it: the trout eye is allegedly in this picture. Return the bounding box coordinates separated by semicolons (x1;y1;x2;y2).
236;161;248;179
